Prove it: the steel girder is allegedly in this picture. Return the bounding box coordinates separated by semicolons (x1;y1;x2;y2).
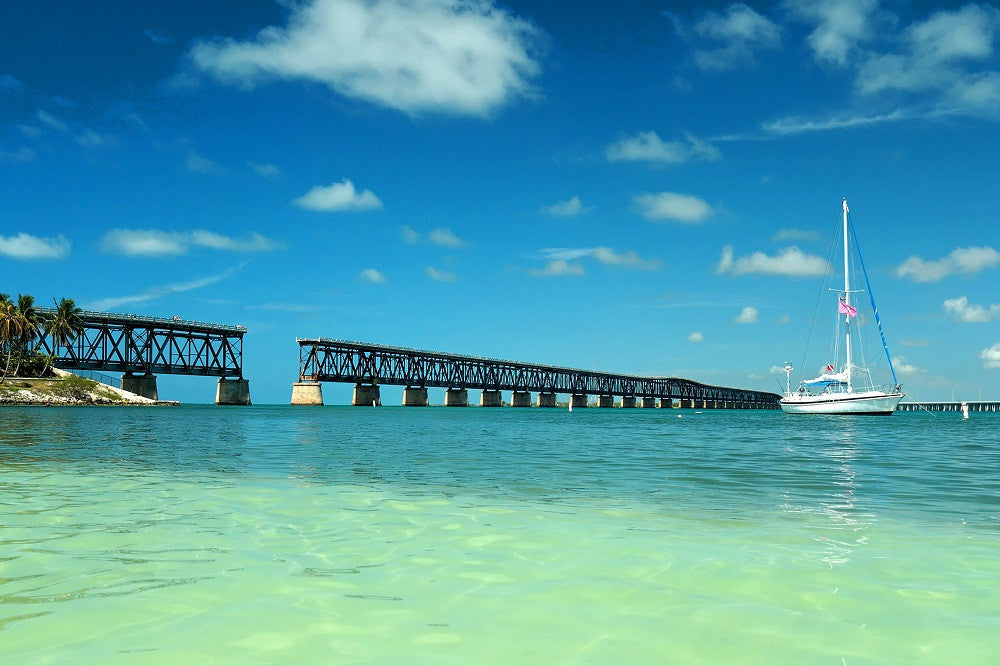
298;339;780;405
36;312;244;377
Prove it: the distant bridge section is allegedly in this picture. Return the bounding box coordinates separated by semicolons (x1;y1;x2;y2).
36;308;250;404
293;338;780;409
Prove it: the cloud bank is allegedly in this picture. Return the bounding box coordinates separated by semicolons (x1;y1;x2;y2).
717;245;830;276
896;246;1000;282
293;179;382;211
0;233;71;260
101;229;282;257
189;0;542;117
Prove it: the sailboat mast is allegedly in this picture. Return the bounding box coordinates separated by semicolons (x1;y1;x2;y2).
842;198;852;392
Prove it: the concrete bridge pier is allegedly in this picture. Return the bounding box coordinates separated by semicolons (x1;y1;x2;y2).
216;378;251;405
291;381;323;405
403;386;429;406
352;383;381;406
481;390;502;407
122;372;158;401
621;396;636;408
511;390;531;407
444;388;468;406
641;397;656;408
658;398;672;409
537;392;557;407
570;394;588;409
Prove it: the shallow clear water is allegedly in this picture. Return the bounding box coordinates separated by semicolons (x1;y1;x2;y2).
2;405;998;664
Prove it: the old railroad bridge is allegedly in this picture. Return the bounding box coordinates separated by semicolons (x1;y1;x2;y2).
34;307;779;407
37;307;250;404
292;338;781;409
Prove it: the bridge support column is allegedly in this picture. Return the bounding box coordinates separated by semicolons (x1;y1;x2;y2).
444;388;468;407
570;394;588;409
122;373;158;401
658;398;672;409
480;390;502;407
596;395;613;408
352;383;381;406
621;396;636;408
216;378;251;405
511;390;531;407
403;386;429;406
641;397;656;408
537;392;557;408
291;381;323;405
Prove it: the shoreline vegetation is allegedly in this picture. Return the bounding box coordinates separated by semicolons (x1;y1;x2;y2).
0;370;165;406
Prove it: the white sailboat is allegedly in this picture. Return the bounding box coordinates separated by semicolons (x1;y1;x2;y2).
780;199;904;415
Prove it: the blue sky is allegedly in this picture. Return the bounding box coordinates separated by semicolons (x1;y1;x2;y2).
2;0;999;404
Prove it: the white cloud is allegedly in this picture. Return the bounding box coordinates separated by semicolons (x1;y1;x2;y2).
688;331;704;342
426;266;457;282
857;5;1000;98
943;296;1000;323
248;161;280;178
534;247;659;272
0;233;71;260
891;355;921;375
692;3;782;71
786;0;878;67
607;132;719;164
0;147;38;163
189;0;542;117
0;74;24;94
293;178;382;212
717;245;830;276
529;259;585;277
400;225;421;244
896;246;1000;282
774;227;821;242
188;231;283;252
101;229;282;256
762;109;910;135
428;227;464;247
981;342;1000;368
88;264;243;310
143;29;171;45
544;195;587;217
359;268;386;283
591;247;661;271
186;151;224;175
36;109;69;132
76;129;116;149
634;192;712;223
734;306;759;324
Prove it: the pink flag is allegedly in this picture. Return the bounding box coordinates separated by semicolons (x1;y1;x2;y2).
839;297;858;317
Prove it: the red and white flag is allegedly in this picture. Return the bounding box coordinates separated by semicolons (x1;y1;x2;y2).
838;297;858;317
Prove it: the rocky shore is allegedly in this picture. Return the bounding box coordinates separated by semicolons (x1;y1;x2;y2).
0;371;163;406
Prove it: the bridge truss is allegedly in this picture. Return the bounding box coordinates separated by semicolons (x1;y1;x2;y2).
36;308;245;378
298;338;780;406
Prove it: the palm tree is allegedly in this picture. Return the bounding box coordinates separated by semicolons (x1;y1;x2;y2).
43;297;84;375
0;294;22;383
12;294;41;377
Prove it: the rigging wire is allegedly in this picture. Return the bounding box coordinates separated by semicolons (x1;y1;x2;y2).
799;217;841;380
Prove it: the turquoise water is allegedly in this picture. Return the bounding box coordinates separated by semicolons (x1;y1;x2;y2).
2;405;998;664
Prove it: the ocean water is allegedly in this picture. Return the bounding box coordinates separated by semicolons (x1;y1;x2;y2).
1;405;998;664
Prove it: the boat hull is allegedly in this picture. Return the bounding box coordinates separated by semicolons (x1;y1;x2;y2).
779;391;904;415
